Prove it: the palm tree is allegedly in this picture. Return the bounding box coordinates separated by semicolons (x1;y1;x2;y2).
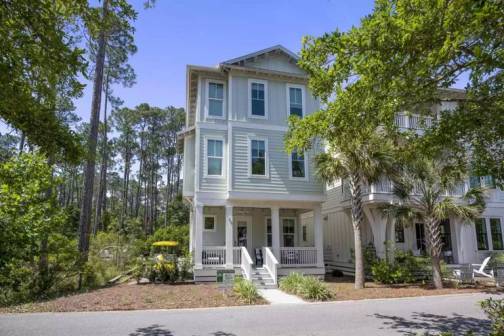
382;158;485;289
315;136;398;289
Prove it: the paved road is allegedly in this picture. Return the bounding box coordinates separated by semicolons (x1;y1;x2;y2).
0;293;499;336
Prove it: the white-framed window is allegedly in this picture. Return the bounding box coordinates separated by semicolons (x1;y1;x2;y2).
282;218;296;247
204;215;216;231
205;138;224;177
206;80;225;119
249;137;268;177
289;150;307;179
265;217;272;247
474;217;504;251
286;84;305;118
248;79;268;119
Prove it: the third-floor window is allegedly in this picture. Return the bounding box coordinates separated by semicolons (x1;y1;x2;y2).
288;85;304;117
208;82;224;118
249;80;267;118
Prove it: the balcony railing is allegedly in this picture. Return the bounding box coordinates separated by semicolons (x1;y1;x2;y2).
395;113;434;130
279;247;317;267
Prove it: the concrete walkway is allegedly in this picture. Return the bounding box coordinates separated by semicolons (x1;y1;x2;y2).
258;289;305;304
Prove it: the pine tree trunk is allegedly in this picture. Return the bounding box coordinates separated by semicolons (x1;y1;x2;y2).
350;173;365;289
77;0;109;288
94;73;109;234
18;132;25;155
425;216;444;289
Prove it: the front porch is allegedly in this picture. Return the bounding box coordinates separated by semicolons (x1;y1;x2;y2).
191;204;325;283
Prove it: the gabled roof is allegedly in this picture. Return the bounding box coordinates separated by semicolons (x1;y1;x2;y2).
222;45;299;65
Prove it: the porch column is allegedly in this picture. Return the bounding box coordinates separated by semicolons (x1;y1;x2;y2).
314;205;324;268
194;203;203;269
271;206;280;260
225;204;234;268
189;208;194;255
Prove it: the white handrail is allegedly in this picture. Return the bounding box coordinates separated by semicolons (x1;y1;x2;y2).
263;247;279;285
240;246;253;280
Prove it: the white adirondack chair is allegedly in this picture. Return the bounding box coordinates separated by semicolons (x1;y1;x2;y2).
472;256;494;278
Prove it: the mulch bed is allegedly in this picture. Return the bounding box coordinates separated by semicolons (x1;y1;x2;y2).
0;282;266;314
324;276;503;301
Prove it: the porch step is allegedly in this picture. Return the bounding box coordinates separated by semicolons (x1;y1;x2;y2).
250;267;277;289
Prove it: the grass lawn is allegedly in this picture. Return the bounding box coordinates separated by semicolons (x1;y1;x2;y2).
324;276;502;301
0;282;267;314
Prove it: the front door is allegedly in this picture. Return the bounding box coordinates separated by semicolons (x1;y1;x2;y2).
235;216;252;253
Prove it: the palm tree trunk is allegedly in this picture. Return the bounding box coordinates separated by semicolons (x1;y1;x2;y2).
77;0;109;289
425;216;443;289
350;174;365;289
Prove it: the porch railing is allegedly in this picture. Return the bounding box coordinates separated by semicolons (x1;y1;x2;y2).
202;246;226;266
233;247;241;266
263;247;279;285
280;247;317;267
240;246;253;280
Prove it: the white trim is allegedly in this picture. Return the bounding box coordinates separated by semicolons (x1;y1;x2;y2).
203;135;226;178
198;120;288;132
247;136;269;178
204;79;226;120
476;216;504;251
265;216;272;247
227;74;233;192
286;83;306;118
203;214;217;232
227;191;326;203
196;77;202;122
198;122;228;131
248;79;269;120
223;45;299;65
288;150;309;181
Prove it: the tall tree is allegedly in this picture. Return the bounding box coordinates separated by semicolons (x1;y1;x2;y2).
77;0;136;282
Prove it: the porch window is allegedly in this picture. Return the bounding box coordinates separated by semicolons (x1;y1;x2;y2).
250;139;266;176
207;139;223;176
266;217;272;247
288;86;303;117
490;218;503;250
395;223;405;243
250;81;266;117
475;218;488;250
282;218;295;247
302;225;307;242
415;223;426;253
208;82;224;117
290;151;306;178
204;215;216;231
440;219;452;251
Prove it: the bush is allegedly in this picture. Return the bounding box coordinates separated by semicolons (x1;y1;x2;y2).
279;272;333;301
480;298;504;336
371;258;415;284
489;252;504;270
233;276;260;304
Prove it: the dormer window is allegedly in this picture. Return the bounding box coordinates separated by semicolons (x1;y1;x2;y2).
287;84;305;117
248;79;268;118
207;81;225;118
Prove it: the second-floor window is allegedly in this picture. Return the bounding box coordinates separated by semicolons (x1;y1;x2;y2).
249;80;267;118
208;82;224;118
250;139;267;176
207;139;223;176
490;218;503;250
290;151;306;178
288;86;303;117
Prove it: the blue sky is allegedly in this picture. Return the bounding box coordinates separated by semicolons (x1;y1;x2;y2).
74;0;376;121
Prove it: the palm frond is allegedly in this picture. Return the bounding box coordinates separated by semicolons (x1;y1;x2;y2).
314;152;349;183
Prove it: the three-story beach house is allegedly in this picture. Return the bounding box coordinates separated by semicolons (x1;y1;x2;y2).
178;46;326;286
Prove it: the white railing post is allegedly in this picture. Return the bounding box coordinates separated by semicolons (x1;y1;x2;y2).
314;205;324;268
194;203;203;269
263;247;279;285
201;246;226;266
225;205;233;268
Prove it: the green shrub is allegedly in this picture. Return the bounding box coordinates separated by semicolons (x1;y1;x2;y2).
279;273;333;301
233;276;260;304
489;252;504;269
371;258;415;284
279;272;305;294
480;298;504;336
297;276;333;301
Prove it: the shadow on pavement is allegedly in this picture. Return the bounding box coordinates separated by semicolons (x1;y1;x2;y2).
128;325;238;336
373;312;490;335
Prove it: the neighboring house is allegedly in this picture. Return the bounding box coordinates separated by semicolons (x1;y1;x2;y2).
178;45;326;286
322;90;504;274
